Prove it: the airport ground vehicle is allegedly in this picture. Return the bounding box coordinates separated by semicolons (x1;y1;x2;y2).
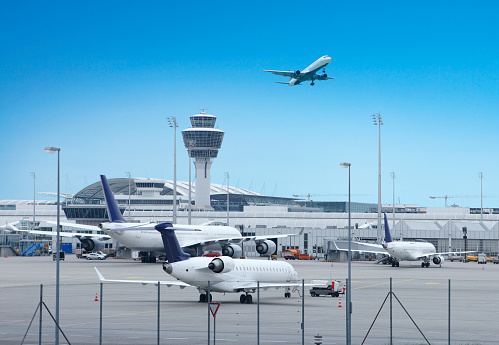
309;280;343;297
86;252;106;260
283;249;314;260
493;256;499;264
203;251;220;257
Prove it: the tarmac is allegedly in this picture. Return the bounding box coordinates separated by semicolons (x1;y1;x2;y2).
1;254;498;344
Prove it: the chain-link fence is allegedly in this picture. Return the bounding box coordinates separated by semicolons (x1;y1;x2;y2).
1;278;497;344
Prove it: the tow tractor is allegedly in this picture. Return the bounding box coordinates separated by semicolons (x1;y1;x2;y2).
310;280;344;297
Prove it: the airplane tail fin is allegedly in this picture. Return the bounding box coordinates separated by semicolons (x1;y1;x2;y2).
100;175;126;223
155;223;191;263
384;214;393;243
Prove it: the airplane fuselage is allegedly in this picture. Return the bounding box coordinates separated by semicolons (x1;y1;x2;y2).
166;257;299;293
384;241;436;261
289;55;332;85
100;222;242;252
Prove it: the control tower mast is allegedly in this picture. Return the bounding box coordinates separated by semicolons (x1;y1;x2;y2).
182;111;225;209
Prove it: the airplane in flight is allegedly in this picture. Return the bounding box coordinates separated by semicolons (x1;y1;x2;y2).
95;222;303;304
333;214;475;267
11;175;300;262
262;55;334;86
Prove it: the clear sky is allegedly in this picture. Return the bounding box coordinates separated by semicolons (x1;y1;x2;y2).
1;1;499;208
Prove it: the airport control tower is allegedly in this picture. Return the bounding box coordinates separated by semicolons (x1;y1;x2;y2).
182;111;225;209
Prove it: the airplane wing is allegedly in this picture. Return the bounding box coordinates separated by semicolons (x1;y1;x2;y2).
181;230;304;249
45;220;100;231
262;70;294;77
11;227;111;240
417;250;478;260
94;268;191;288
331;240;387;254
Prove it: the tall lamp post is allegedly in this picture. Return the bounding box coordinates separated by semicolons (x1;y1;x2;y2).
44;146;60;345
340;162;352;345
372;113;383;243
167;117;178;223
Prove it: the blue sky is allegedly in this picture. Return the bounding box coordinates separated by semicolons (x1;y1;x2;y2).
1;1;499;208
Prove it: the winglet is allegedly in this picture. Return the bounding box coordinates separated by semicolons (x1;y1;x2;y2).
100;175;126;223
94;267;106;281
384;214;393;243
154;223;191;263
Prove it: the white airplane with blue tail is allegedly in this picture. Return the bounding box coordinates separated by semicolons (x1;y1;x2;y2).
263;55;334;86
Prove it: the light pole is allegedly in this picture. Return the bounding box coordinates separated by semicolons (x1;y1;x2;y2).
372;113;383;243
225;172;230;226
167;117;178;223
125;172;131;221
340;162;352;345
391;172;395;238
479;172;483;221
44;146;60;345
31;172;36;230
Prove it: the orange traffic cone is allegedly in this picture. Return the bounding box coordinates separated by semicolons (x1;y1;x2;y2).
95;293;99;302
338;299;342;308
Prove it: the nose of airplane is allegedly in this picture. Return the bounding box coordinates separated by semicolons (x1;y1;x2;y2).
325;56;332;63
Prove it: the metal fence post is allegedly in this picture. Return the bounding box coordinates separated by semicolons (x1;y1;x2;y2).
257;281;260;345
302;279;305;345
447;279;450;345
99;282;103;345
39;284;43;345
208;281;211;345
157;282;160;345
390;277;392;345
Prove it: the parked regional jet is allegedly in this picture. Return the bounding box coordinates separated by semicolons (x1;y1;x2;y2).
333;214;475;267
262;55;334;86
95;222;303;304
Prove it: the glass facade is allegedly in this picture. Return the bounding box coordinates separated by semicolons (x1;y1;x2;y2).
190;115;216;128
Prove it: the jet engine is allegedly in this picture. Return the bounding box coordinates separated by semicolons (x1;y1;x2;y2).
292;70;301;78
318;73;328;80
432;256;444;265
79;237;106;252
208;257;235;273
221;244;242;258
256;240;276;255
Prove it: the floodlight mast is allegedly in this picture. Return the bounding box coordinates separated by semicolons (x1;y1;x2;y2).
340;161;352;345
167;117;178;223
372;113;383;243
44;146;61;345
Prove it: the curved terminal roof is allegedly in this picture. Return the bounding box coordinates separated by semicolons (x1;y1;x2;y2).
72;177;261;200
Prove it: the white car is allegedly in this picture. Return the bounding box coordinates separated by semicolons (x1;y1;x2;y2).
86;252;106;260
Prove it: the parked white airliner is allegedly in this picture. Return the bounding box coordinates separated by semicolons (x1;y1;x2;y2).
95;222;303;304
333;214;475;267
263;55;334;86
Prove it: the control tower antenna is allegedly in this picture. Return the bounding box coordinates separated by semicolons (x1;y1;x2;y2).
182;111;225;209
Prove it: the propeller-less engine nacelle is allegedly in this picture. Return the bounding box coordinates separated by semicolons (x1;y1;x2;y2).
221;244;242;258
318;73;328;80
208;257;235;273
80;237;105;252
256;240;276;255
292;70;301;78
433;256;444;265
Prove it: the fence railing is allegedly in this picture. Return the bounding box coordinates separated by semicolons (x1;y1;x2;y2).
1;278;497;344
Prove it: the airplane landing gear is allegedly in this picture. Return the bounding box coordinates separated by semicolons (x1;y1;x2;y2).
284;287;291;298
421;262;430;268
240;293;253;304
310;82;315;86
199;293;212;302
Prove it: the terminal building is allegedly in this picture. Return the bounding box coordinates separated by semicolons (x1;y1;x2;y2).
2;111;499;259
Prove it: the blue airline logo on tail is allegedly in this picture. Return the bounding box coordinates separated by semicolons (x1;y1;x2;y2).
384;214;393;243
155;223;191;263
100;175;126;223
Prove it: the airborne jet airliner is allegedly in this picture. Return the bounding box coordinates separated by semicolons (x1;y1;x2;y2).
262;55;334;86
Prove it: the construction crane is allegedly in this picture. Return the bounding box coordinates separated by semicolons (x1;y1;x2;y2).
293;193;368;201
429;195;481;207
